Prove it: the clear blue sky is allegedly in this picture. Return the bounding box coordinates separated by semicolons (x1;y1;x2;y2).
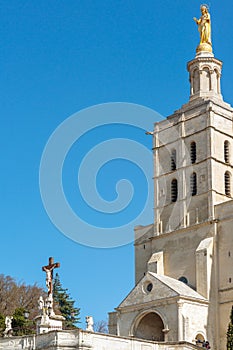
1;0;233;328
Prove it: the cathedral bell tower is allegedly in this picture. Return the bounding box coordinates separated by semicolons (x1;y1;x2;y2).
153;6;233;235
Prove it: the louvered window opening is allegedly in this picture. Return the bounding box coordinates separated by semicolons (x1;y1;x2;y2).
171;179;178;202
225;172;231;196
190;172;197;196
190;142;196;164
224;141;230;163
171;149;176;171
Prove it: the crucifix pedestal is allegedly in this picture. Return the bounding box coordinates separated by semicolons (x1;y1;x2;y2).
35;313;65;334
35;257;65;334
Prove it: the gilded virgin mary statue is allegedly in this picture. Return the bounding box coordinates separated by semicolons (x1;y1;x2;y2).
194;5;212;53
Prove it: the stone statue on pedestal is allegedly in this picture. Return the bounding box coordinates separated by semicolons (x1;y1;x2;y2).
38;296;45;315
4;316;13;337
86;316;94;332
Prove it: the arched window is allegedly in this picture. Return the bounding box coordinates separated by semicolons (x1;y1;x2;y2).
224;140;230;164
171;149;176;171
215;69;220;94
225;171;231;196
190;172;197;196
203;67;211;92
171;179;178;202
193;69;200;94
190;142;196;164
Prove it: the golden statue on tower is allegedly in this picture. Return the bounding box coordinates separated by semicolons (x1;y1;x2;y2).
194;5;212;54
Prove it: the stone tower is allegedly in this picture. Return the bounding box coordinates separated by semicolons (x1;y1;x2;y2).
153;51;232;237
109;7;233;350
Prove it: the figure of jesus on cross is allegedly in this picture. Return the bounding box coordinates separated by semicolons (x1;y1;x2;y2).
42;257;60;296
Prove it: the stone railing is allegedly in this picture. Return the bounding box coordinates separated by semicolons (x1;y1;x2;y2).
0;329;200;350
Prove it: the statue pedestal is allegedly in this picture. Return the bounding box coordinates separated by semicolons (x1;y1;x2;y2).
35;314;65;334
196;42;212;54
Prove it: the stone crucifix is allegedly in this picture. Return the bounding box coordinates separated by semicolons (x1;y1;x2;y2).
42;257;60;296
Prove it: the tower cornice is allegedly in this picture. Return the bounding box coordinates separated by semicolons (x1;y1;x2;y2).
187;56;223;70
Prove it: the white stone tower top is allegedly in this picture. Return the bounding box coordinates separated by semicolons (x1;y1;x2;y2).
188;6;223;102
187;56;222;102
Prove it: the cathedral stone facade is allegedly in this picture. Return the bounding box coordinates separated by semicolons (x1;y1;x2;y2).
109;45;233;350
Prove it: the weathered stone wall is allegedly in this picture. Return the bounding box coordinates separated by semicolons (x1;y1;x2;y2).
215;199;233;350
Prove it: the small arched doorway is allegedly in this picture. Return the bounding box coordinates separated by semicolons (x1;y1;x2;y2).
134;312;165;341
